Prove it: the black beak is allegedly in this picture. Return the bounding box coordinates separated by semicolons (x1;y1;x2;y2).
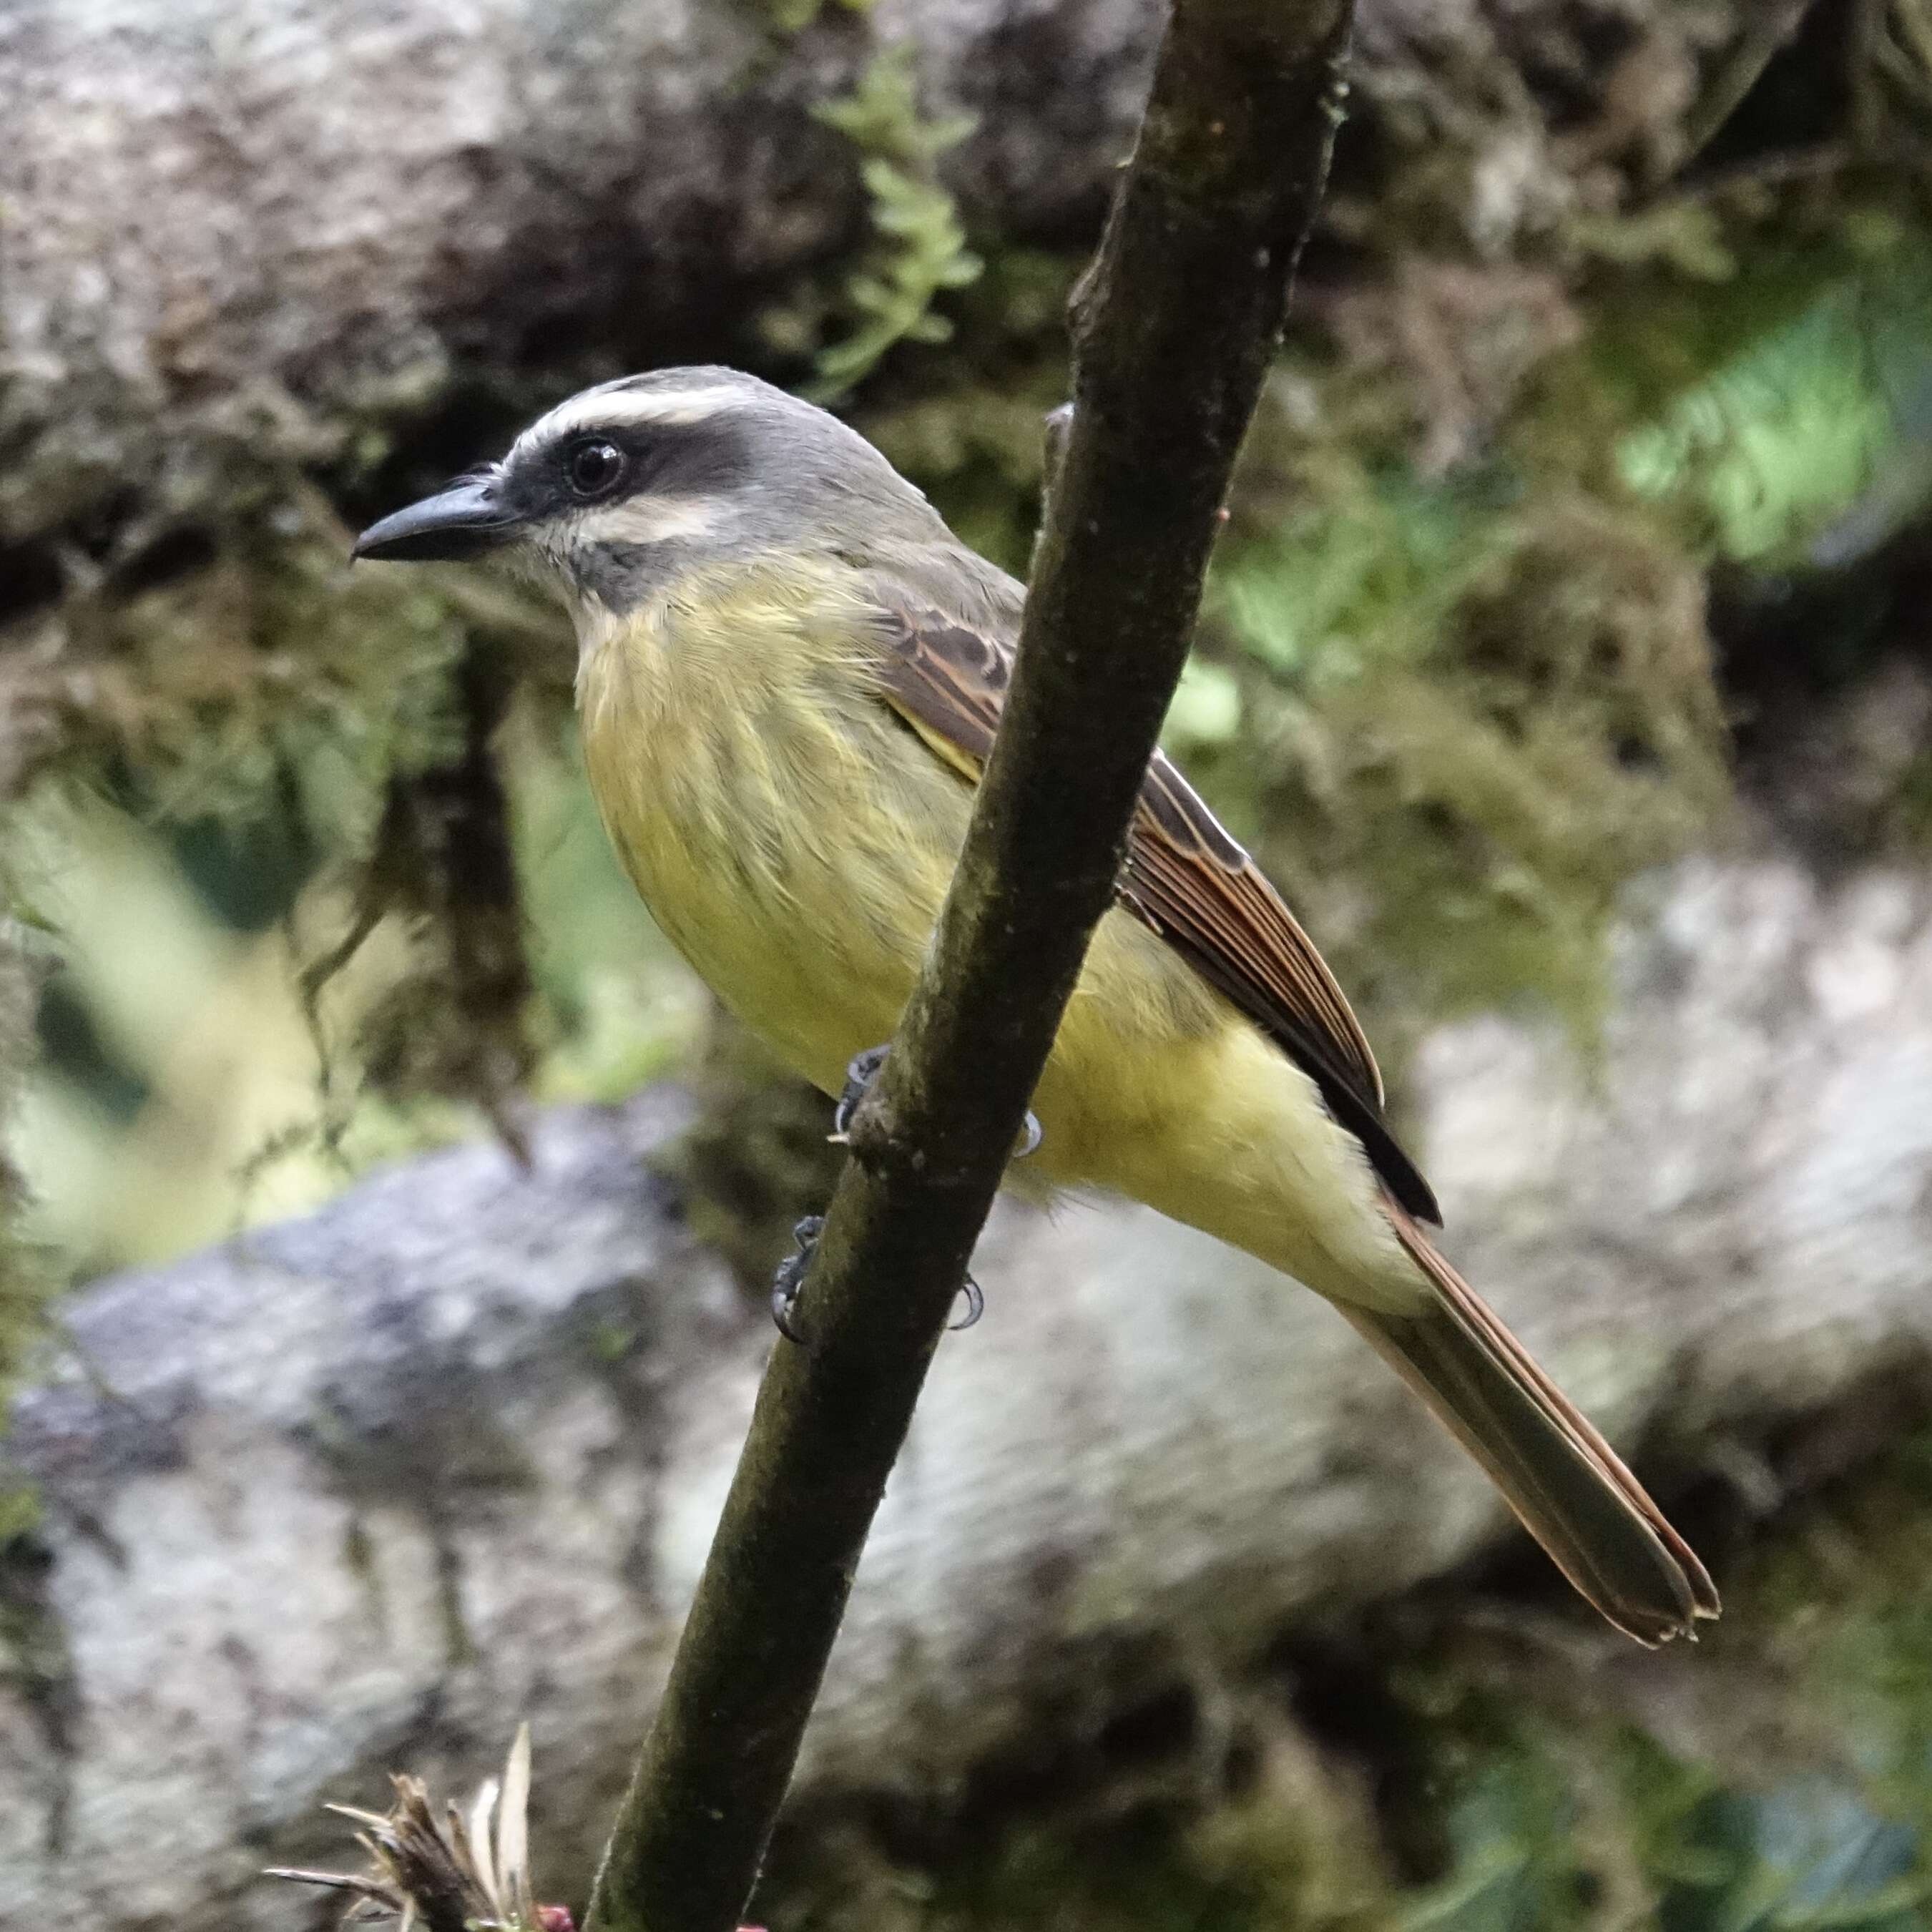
352;474;518;563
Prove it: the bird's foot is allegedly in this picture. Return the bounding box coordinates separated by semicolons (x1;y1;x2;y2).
829;1044;1040;1159
768;1213;985;1344
780;1041;1021;1343
770;1215;823;1345
829;1045;891;1144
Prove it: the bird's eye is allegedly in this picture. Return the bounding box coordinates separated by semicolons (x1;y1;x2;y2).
565;438;626;499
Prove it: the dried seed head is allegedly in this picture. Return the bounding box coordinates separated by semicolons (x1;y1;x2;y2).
268;1725;565;1932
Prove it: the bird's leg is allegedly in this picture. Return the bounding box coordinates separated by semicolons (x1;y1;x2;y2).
830;1044;1041;1159
768;1212;984;1343
770;1043;1016;1343
829;1044;892;1144
770;1216;823;1345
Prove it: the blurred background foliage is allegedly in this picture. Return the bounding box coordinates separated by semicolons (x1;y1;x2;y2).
762;1426;1932;1931
5;0;1932;1924
16;170;1932;1280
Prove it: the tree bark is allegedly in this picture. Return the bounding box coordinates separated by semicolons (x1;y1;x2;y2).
0;0;1164;544
4;845;1930;1929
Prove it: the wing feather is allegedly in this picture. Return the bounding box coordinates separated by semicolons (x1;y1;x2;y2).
868;597;1441;1224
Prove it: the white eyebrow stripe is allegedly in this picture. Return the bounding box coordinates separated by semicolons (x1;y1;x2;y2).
591;496;728;544
521;385;752;453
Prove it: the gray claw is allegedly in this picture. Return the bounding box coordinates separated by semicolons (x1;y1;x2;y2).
950;1277;984;1331
831;1044;892;1142
770;1215;824;1345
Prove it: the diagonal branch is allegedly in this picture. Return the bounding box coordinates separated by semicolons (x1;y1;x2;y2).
581;4;1355;1928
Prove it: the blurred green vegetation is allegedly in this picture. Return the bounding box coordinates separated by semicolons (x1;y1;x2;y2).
6;698;702;1273
781;46;986;400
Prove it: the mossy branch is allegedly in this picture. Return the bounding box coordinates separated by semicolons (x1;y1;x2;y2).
581;4;1355;1930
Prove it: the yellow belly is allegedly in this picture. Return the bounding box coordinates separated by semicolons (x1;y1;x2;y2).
579;599;947;1095
576;584;1419;1312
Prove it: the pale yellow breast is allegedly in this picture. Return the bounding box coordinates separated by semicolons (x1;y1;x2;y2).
576;569;961;1094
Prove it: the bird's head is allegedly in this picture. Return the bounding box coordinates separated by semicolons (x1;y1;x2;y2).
352;366;946;624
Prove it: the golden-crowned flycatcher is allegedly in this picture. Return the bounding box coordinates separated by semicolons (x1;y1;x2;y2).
355;368;1717;1644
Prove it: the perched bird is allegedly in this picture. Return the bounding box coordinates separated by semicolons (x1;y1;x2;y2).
355;366;1718;1645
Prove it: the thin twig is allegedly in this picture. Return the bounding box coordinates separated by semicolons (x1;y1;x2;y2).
581;4;1355;1928
1669;1;1811;182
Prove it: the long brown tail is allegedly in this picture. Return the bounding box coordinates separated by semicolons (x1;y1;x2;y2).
1343;1205;1720;1645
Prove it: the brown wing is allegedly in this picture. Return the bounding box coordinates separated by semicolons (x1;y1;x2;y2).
868;598;1442;1225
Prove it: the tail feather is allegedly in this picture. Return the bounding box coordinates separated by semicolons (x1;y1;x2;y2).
1344;1205;1719;1645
